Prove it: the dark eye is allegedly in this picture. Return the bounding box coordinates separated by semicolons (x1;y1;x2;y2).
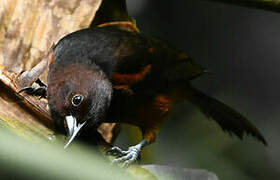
71;94;84;107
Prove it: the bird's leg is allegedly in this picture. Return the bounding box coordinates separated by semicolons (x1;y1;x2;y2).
17;44;54;88
17;44;54;98
18;78;47;98
106;139;148;167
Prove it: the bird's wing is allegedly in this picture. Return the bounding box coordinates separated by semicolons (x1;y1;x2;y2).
87;0;206;88
90;0;132;28
111;34;207;88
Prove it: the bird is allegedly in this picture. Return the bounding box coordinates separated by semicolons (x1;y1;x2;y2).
20;0;267;166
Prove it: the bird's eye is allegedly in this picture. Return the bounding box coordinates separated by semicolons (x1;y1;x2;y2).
71;94;84;107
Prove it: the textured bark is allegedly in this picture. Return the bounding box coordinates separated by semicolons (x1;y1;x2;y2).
0;0;118;145
0;0;100;75
205;0;280;13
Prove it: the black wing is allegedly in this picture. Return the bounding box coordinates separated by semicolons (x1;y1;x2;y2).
90;0;132;28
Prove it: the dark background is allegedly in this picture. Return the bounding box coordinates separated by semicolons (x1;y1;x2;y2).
114;1;280;180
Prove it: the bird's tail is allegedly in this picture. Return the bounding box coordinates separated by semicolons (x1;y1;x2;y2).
187;86;267;145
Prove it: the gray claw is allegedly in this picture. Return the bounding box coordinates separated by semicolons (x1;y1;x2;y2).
106;146;127;157
110;146;141;166
112;154;132;164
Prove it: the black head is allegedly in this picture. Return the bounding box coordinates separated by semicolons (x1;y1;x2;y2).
47;63;112;148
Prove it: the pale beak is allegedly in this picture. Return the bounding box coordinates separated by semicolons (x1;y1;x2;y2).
64;115;86;149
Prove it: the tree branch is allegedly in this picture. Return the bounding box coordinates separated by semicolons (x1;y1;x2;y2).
204;0;280;13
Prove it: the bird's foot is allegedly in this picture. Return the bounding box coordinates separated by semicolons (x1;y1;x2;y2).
106;146;141;167
19;79;47;98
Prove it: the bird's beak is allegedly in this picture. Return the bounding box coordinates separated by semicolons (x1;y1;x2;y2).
64;115;86;149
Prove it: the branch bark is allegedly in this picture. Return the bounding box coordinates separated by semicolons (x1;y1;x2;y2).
204;0;280;13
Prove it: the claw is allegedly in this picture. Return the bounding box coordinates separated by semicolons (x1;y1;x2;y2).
18;78;47;98
123;156;137;167
107;140;147;167
19;85;47;98
107;146;141;167
112;153;132;164
35;78;46;87
18;86;35;94
106;146;127;157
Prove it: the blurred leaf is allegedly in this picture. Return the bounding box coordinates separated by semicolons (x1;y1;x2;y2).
0;128;158;180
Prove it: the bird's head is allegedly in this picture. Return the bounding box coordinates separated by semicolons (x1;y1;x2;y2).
47;63;112;148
